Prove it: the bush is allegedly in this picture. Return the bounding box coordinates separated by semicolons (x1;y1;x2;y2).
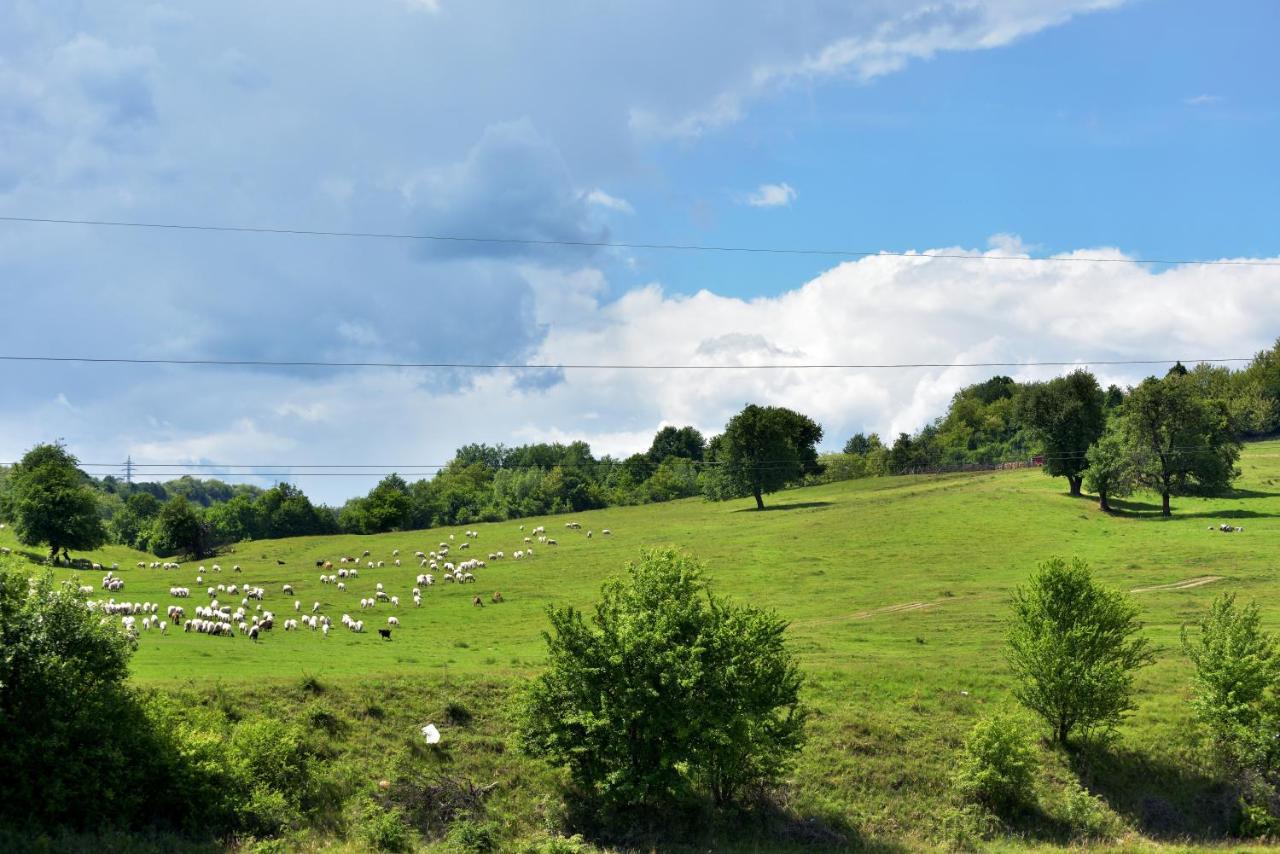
446;816;500;853
1006;557;1154;744
518;548;806;810
952;712;1038;810
1182;594;1280;768
1054;779;1123;841
359;806;413;853
1183;594;1280;832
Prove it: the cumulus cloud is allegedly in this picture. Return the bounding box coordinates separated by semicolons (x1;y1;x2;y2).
4;240;1276;503
744;182;797;208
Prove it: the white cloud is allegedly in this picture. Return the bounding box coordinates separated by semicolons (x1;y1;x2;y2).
401;0;443;13
1185;94;1222;107
5;238;1276;504
584;188;634;214
744;182;797;208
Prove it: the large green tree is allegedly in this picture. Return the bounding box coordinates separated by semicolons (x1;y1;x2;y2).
705;404;823;510
518;548;805;809
647;425;707;463
1122;373;1241;516
149;495;209;558
1083;429;1134;512
1007;557;1154;744
1016;369;1106;496
8;443;106;560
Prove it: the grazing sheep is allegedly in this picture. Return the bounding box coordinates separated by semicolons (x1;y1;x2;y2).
387;616;400;627
282;584;294;595
472;596;484;607
337;582;346;592
378;628;391;640
492;591;503;603
322;623;330;637
390;596;399;606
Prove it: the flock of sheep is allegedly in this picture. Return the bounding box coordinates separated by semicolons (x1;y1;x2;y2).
78;520;611;645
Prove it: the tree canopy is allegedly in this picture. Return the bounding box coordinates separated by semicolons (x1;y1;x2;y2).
704;404;823;510
518;548;805;810
1122;373;1241;515
7;443;107;559
1017;369;1106;496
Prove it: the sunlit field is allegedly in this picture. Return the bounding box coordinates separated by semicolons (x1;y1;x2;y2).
7;441;1280;848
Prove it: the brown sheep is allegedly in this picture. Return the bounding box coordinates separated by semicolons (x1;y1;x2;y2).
492;591;504;603
472;596;484;608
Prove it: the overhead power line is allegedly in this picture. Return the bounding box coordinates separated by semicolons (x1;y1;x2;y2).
2;215;1277;267
0;354;1255;371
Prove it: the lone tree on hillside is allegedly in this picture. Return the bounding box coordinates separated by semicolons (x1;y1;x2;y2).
518;547;806;809
7;443;106;561
1122;373;1241;516
704;404;823;510
1007;557;1153;744
1016;369;1106;496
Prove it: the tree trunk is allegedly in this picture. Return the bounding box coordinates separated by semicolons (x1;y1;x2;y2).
753;488;765;511
1068;475;1083;496
1099;489;1110;513
1162;490;1171;516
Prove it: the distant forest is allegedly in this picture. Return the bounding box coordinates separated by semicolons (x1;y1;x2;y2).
4;340;1278;556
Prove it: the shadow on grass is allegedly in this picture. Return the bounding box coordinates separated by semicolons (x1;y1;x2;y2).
564;788;906;853
733;501;835;514
1105;497;1280;521
1068;742;1237;841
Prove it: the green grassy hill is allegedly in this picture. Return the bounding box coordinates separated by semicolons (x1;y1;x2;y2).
6;442;1280;850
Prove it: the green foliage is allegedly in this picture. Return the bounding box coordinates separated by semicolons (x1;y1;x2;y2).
952;711;1038;810
1017;369;1106;495
0;563;146;828
1006;557;1154;744
359;805;414;852
1052;778;1124;841
446;817;500;852
518;547;806;810
644;456;700;502
842;432;882;457
8;443;107;558
704;404;823;509
1082;429;1134;512
1183;593;1280;831
647;425;706;463
1122;373;1242;515
148;496;209;558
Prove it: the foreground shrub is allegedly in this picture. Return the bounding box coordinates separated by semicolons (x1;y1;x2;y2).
0;564;156;829
1183;593;1280;833
359;805;413;853
446;816;500;852
1006;557;1153;744
953;711;1038;810
517;547;806;812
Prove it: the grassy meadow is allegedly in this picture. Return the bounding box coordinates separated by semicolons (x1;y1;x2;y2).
7;441;1280;850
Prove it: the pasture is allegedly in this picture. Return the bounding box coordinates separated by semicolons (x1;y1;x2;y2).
5;441;1280;848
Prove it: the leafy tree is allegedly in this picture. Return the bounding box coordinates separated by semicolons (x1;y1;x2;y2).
646;456;700;502
109;491;162;549
1182;594;1280;778
1083;430;1134;512
647;425;706;463
1122;373;1241;515
1103;384;1125;410
206;494;262;544
149;495;209;558
255;483;334;538
1006;557;1154;744
363;473;412;532
842;432;881;456
518;548;806;809
620;452;656;484
8;443;107;560
1016;369;1106;496
704;405;823;510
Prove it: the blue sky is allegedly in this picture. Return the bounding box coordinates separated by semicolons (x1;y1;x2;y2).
1;0;1277;503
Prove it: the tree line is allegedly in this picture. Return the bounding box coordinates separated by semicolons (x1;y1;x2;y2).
3;341;1279;558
